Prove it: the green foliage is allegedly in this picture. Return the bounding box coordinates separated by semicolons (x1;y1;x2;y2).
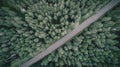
1;0;120;67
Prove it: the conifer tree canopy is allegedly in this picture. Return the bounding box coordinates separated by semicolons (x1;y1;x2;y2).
0;0;120;67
